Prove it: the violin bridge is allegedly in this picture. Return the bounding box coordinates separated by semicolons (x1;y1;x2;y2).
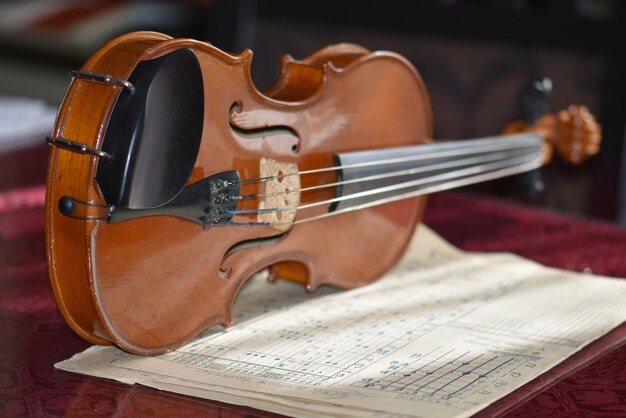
257;158;300;231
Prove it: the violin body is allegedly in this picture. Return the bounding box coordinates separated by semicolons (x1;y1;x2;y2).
46;32;432;354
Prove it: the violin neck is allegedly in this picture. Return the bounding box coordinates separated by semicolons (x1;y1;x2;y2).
330;133;543;213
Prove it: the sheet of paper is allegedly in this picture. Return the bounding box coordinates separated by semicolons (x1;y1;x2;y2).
57;225;626;418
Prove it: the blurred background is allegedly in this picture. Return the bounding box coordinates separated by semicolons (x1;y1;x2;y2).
0;0;624;224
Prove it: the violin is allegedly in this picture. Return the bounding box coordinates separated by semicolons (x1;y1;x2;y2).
45;32;597;355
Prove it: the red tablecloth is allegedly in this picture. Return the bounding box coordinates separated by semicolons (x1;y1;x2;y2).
1;186;625;417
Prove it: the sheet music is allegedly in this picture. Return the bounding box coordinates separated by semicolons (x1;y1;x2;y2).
58;225;626;418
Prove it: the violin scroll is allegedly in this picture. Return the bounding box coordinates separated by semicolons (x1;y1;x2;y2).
504;104;601;166
554;105;601;165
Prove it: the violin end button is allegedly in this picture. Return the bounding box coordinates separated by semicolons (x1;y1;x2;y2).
58;196;75;216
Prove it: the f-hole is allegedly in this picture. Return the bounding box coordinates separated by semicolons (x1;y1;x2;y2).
229;101;301;154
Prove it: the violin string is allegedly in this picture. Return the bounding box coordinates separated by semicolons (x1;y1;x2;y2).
298;152;539;210
238;133;540;185
291;156;543;225
211;221;271;227
223;208;279;215
237;149;531;201
218;156;542;227
210;147;534;212
219;151;541;221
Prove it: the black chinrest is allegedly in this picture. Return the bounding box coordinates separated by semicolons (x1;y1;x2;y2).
96;48;204;209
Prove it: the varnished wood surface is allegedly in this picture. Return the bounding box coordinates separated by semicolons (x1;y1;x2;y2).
46;32;432;354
